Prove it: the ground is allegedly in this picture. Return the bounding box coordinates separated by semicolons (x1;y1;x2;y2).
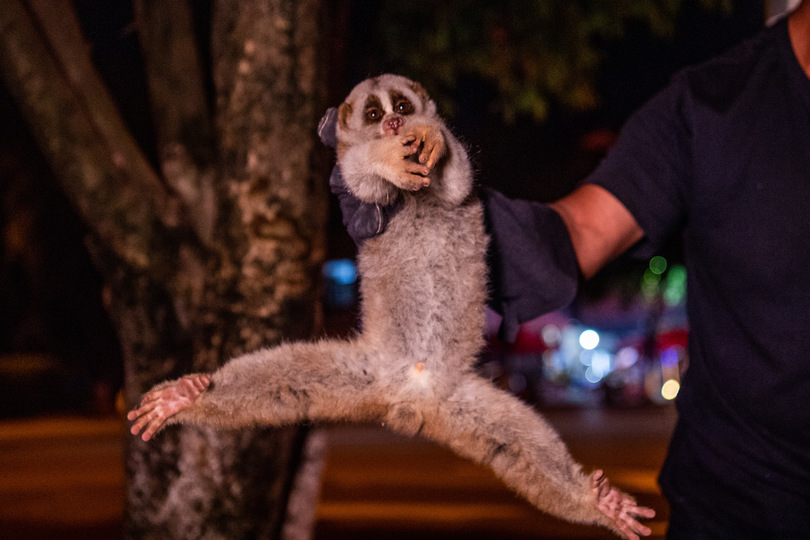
0;405;675;539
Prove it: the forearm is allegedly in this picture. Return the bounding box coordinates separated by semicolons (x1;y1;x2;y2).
549;184;643;279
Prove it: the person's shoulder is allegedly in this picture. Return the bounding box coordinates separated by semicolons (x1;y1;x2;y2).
674;21;786;104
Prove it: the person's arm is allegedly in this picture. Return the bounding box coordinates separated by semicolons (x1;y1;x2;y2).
549;184;644;279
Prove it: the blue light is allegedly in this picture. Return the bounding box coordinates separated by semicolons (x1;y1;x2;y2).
661;347;679;368
323;259;357;285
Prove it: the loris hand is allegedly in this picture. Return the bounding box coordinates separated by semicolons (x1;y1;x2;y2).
401;123;446;175
592;470;656;540
127;374;210;441
371;129;440;192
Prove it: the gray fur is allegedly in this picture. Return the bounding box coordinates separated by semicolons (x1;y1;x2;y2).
132;74;647;538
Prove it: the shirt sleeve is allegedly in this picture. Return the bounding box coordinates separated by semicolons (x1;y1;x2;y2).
481;187;580;343
586;76;692;258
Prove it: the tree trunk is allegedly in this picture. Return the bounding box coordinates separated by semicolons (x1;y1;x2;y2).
0;0;327;538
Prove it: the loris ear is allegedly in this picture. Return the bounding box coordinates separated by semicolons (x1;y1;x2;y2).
411;81;429;102
338;102;353;129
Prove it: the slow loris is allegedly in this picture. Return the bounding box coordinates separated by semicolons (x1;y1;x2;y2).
128;74;654;539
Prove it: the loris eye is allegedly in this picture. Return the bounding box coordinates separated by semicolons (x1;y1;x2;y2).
365;108;383;122
394;99;414;115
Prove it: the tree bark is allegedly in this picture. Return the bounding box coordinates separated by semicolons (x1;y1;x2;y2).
0;0;327;538
0;0;176;272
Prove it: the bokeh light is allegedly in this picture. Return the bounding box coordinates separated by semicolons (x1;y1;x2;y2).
661;379;680;400
579;329;600;350
649;255;668;275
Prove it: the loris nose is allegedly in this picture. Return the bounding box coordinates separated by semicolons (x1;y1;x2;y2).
385;116;403;135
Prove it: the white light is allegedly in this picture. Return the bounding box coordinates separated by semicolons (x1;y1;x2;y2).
585;366;603;384
579;329;600;350
661;379;680;400
541;324;561;347
592;350;611;375
579;350;592;366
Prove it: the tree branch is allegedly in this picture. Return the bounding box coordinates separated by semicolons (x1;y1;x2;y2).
25;0;183;228
134;0;220;243
0;0;180;272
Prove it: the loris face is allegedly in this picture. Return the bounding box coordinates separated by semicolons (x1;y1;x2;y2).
336;74;438;148
334;74;453;203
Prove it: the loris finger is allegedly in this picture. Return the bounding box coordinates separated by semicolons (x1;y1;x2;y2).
400;135;421;156
137;391;162;407
419;145;439;169
192;375;210;391
140;420;161;442
127;400;155;421
129;409;156;436
403;160;432;179
419;139;445;169
619;515;652;540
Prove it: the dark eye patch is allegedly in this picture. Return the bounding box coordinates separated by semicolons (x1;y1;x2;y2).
389;90;415;115
363;95;384;124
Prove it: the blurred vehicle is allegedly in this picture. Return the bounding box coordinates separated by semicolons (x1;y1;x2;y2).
482;257;688;408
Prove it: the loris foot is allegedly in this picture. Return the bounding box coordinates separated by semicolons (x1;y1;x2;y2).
591;470;655;540
127;374;211;441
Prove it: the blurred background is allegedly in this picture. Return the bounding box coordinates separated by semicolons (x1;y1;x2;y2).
0;1;783;538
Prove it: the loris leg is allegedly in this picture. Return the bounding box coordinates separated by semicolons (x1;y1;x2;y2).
127;339;387;441
420;373;654;540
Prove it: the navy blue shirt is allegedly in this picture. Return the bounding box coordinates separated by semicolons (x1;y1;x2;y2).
588;18;810;536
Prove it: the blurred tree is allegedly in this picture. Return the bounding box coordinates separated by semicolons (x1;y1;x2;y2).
376;0;732;121
0;0;327;538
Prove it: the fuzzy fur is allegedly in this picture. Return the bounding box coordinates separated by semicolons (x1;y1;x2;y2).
131;74;648;538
